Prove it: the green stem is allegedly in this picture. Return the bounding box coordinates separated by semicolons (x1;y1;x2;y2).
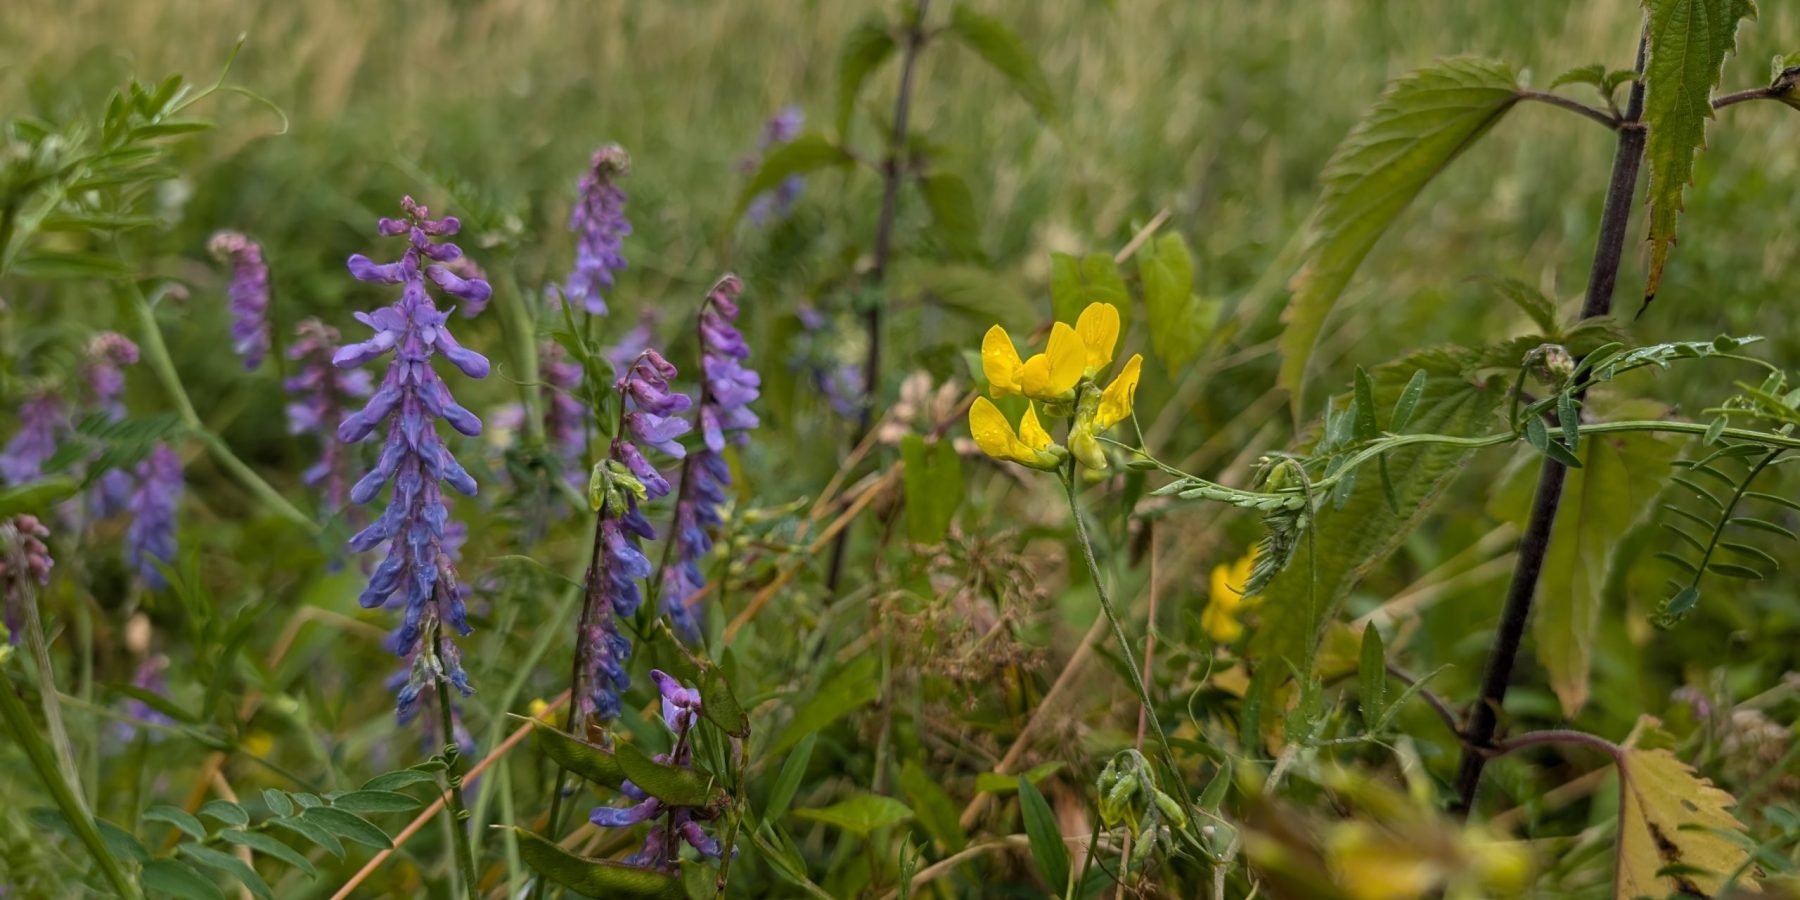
495;266;545;448
0;666;140;898
431;636;481;900
20;590;86;815
1060;469;1194;815
125;286;319;534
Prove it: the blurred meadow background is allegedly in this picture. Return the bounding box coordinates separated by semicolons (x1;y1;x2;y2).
5;0;1800;896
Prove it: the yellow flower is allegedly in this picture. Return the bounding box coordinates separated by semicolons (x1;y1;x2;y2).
984;321;1085;403
969;397;1065;470
1201;550;1258;643
981;325;1025;397
1075;302;1120;374
1067;352;1144;470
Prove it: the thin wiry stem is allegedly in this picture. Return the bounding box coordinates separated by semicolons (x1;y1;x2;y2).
1517;90;1622;129
429;622;481;900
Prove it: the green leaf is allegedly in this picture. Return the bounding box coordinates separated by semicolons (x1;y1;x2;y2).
614;741;725;809
762;732;816;825
1550;62;1610;91
260;789;292;817
1641;0;1757;306
1358;625;1387;725
140;858;225;900
268;815;342;859
974;760;1066;794
143;804;207;841
898;759;967;854
1481;276;1561;332
1017;776;1070;892
219;828;318;879
1351;367;1379;442
1252;351;1502;668
1489;413;1680;715
1199;760;1233;811
300;806;391;850
13;252;135;280
652;643;751;737
836;19;896;136
530;719;627;789
945;4;1057;120
512;827;686;899
1279;58;1521;414
1390;369;1428;432
731;134;855;224
919;173;979;257
328;790;423;814
793;792;913;837
128;119;216;140
198;800;248;828
900;434;963;544
1050;251;1130;333
360;769;439;792
767;654;881;757
0;477;80;518
894;260;1035;329
179;843;272;900
1137;232;1211;376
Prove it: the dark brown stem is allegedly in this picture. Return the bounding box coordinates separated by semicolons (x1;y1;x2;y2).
1453;26;1649;817
826;0;932;592
1713;87;1783;110
1385;664;1464;740
1517;90;1622;130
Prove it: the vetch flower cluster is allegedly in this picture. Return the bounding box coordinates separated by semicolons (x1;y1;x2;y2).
562;144;631;316
589;669;724;868
971;302;1142;471
208;231;272;369
84;333;139;518
0;394;64;485
1;515;53;644
742;106;806;225
540;340;588;470
126;445;182;590
285;319;374;511
578;350;690;722
333;196;491;719
663;275;758;643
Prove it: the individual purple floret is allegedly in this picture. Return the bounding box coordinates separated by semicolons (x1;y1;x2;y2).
662;275;758;642
589;669;725;869
1;515;54;644
442;256;490;319
742;106;806;225
125;445;182;590
285;319;373;511
0;394;64;486
208;231;272;369
561;144;631;316
334;196;491;718
576;350;690;723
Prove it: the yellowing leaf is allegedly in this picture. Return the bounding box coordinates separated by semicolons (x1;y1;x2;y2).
1615;729;1759;898
1279;58;1520;416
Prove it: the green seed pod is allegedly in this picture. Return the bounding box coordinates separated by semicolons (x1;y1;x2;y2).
1151;789;1188;830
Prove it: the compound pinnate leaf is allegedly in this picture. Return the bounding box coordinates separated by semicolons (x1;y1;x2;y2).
1641;0;1757;308
1279;57;1521;415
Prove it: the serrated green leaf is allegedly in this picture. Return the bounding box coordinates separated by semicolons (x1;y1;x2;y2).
1490;420;1680;715
1279;58;1521;414
731;134;854;224
143;804;207;841
219;828;317;879
1017;776;1069;892
793;792;913;837
268;815;342;859
328;790;423;814
1482;276;1561;332
946;4;1057;120
1137;232;1211;375
898;759;966;854
919;172;979;257
900;434;963;544
512;827;686;899
198;800;248;828
836;19;896;136
1551;62;1610;91
1641;0;1757;305
614;741;724;809
140;858;225;900
179;843;272;900
301;806;390;850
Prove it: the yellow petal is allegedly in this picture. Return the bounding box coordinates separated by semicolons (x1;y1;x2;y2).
1075;302;1120;372
1018;353;1051;398
1040;322;1085;398
1095;353;1143;431
1210;561;1244;611
968;397;1018;461
981;325;1024;396
1018;403;1053;451
1202;602;1245;643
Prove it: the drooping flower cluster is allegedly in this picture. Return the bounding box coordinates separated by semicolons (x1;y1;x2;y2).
794;304;861;417
742;106;806;225
84;333;140;518
284;319;373;511
662;275;758;643
562;144;631;316
1;515;54;644
125;445;182;589
333;196;491;720
589;670;725;868
0;394;64;485
208;231;272;369
579;350;690;722
971;302;1142;471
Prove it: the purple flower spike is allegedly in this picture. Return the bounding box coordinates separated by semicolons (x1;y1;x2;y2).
286;319;373;510
1;515;54;644
562;144;631;316
82;334;141;517
541;341;588;469
0;394;65;486
590;670;725;871
336;196;491;718
208;231;272;369
126;445;182;590
662;275;759;642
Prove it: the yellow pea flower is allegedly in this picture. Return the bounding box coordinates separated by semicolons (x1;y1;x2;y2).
1067;352;1144;470
969;397;1065;470
982;325;1025;397
1016;321;1085;402
1201;550;1259;643
1075;302;1120;374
